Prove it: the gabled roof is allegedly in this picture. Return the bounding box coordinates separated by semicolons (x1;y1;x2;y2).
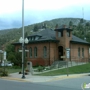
71;35;90;45
28;29;59;43
28;33;42;37
28;28;90;45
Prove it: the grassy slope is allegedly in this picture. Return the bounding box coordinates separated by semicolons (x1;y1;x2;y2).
37;63;90;76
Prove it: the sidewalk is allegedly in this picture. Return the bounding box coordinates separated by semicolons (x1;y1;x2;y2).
1;72;89;83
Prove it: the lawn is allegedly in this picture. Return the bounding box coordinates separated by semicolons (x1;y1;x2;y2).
37;63;90;76
0;66;22;74
1;63;90;76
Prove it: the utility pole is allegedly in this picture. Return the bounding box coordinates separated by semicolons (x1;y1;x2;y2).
82;7;86;40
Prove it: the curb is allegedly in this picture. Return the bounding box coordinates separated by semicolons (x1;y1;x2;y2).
0;77;29;82
0;73;89;83
48;74;87;82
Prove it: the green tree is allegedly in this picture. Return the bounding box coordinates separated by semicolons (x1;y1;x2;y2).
5;44;15;59
86;22;90;27
25;32;28;38
80;18;84;23
69;21;73;27
55;24;58;29
5;44;22;67
6;44;15;53
42;23;47;29
33;24;39;32
14;52;22;66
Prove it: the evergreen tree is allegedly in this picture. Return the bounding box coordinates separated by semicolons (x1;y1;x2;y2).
42;23;47;29
5;44;22;67
33;24;39;32
25;32;28;38
80;18;84;23
55;24;58;29
69;21;73;27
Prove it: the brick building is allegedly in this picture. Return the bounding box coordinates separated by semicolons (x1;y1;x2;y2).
13;25;90;66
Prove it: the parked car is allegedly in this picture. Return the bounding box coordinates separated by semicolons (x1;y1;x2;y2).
7;63;13;66
1;63;13;66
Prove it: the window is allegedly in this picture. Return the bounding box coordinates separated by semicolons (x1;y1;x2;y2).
34;47;37;57
61;31;63;37
29;36;39;41
43;46;47;58
35;36;39;40
58;32;61;37
78;47;80;58
29;47;32;58
29;37;32;41
82;48;84;58
67;31;70;37
32;37;35;40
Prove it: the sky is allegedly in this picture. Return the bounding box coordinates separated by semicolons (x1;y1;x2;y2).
0;0;90;30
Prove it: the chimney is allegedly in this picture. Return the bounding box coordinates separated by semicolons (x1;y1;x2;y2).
55;24;58;39
63;25;66;28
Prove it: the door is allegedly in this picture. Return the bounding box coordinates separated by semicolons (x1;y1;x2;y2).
58;46;63;60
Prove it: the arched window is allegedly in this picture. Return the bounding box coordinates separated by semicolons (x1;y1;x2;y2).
43;46;47;58
82;48;84;58
67;31;70;37
29;47;32;58
34;47;37;57
78;47;80;58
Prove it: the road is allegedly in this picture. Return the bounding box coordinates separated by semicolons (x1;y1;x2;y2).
0;76;90;90
39;75;90;90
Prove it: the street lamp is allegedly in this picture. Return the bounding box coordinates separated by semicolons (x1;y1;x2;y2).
19;37;29;79
19;0;29;79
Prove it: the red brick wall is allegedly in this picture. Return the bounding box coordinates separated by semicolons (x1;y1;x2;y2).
70;43;89;62
56;30;72;59
18;42;58;66
55;29;89;62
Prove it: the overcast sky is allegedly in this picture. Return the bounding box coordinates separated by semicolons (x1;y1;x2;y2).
0;0;90;30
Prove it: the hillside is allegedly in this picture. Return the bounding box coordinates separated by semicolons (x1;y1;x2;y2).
0;18;90;49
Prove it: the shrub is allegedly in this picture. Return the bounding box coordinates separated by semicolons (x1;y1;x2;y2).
19;71;22;74
0;68;8;76
25;70;29;72
38;66;45;72
0;68;3;73
0;71;8;76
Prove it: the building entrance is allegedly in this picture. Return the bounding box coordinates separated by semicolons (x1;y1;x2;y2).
58;46;63;60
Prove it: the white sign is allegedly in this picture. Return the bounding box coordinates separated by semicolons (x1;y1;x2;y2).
3;51;6;60
19;50;29;52
61;56;66;58
89;48;90;54
66;48;70;51
66;50;70;58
